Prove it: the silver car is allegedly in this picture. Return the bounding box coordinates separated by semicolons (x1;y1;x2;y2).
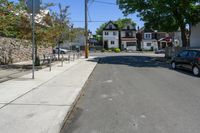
53;48;69;54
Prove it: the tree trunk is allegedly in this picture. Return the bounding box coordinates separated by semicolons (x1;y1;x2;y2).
119;30;122;50
35;41;38;59
180;24;188;47
188;23;192;47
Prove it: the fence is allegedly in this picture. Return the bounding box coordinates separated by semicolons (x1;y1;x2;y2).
165;47;187;58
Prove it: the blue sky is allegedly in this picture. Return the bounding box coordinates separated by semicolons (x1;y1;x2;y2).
11;0;144;33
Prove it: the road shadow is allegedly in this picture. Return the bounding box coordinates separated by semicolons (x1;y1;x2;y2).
87;55;199;78
88;55;169;68
0;64;28;70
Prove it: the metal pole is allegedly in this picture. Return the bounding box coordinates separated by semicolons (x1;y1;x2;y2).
61;54;64;67
68;53;70;63
73;53;75;61
85;0;88;58
49;54;52;71
32;0;35;79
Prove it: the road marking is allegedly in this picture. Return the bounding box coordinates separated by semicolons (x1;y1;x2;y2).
103;80;113;83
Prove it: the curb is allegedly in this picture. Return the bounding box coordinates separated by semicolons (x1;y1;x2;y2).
60;58;99;133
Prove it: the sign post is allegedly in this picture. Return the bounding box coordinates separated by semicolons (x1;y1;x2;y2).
31;0;35;79
26;0;41;79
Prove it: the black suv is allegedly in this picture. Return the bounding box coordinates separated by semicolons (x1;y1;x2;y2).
171;49;200;76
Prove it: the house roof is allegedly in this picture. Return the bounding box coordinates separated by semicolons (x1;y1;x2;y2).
139;27;155;32
121;23;136;31
103;21;119;30
121;28;136;31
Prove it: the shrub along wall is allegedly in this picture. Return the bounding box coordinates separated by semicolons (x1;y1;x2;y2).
0;37;52;65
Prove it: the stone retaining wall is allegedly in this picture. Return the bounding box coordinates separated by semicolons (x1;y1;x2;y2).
0;37;52;64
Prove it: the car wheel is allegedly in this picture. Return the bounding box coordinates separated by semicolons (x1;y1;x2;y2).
61;51;65;54
171;62;176;69
192;66;200;76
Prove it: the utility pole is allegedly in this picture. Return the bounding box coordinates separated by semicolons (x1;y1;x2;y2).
31;0;36;79
85;0;89;58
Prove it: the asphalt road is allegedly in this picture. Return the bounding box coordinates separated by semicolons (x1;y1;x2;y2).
62;54;200;133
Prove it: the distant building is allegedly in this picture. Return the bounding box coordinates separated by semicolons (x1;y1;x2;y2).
121;23;137;51
138;27;181;50
173;31;182;47
190;23;200;48
102;21;119;49
139;28;158;50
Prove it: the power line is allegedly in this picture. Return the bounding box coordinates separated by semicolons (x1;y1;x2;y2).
92;0;117;5
71;20;108;22
88;4;92;22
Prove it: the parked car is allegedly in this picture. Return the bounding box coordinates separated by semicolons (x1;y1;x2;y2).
53;48;69;54
171;49;200;76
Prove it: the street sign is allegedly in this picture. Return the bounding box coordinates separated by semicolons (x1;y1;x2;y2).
26;0;41;14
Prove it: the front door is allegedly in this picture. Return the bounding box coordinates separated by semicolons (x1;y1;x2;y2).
104;41;108;50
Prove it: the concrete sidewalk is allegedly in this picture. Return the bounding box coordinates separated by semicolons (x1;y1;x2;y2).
0;57;97;133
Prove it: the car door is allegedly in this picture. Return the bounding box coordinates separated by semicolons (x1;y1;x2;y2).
176;50;189;68
187;51;198;70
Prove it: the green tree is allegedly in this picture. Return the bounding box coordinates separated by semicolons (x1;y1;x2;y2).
0;0;79;50
114;18;136;30
96;23;106;36
117;0;200;47
0;0;20;37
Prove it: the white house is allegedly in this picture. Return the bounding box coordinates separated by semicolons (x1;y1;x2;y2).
121;23;137;51
191;23;200;48
103;21;119;49
173;31;182;47
140;28;158;50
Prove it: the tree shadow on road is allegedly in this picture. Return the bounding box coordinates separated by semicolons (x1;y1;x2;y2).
88;55;169;68
87;55;199;78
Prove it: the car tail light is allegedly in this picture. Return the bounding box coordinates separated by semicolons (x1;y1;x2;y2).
198;58;200;64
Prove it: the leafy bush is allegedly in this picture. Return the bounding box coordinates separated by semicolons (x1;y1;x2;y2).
114;48;121;53
108;49;112;52
101;49;105;52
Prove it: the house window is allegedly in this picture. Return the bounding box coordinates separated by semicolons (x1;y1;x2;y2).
147;43;152;47
113;32;116;35
109;25;112;29
126;31;132;37
111;41;115;45
127;42;136;46
127;26;130;30
105;32;109;35
144;33;152;39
